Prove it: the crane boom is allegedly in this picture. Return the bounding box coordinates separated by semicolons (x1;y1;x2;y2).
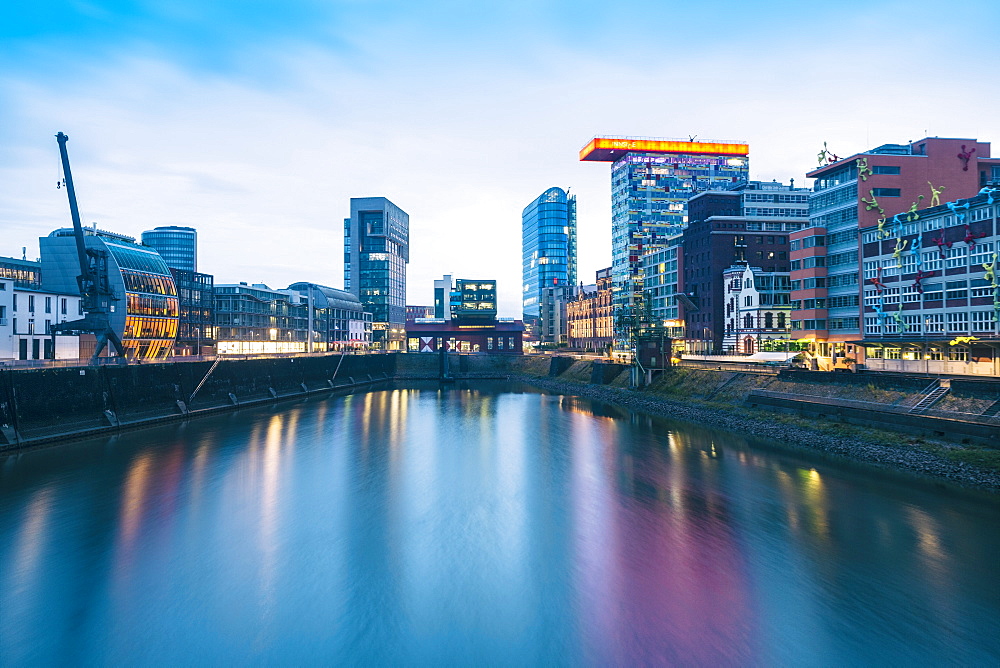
55;132;92;295
49;132;127;364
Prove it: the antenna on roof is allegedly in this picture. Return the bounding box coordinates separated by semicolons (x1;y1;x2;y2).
22;246;26;261
688;135;698;142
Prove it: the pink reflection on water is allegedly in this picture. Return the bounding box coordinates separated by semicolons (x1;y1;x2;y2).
570;413;758;665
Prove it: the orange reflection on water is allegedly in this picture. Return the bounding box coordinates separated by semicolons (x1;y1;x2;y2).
119;452;153;551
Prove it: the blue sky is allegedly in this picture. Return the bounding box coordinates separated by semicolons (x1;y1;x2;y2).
2;1;998;315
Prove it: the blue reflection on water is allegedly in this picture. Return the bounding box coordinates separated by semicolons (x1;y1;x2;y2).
1;383;999;665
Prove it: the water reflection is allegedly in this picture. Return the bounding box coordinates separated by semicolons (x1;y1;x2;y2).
0;383;998;665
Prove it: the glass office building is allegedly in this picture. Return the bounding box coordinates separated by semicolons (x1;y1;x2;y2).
344;197;409;350
580;137;750;321
521;187;577;334
141;226;198;272
41;228;179;360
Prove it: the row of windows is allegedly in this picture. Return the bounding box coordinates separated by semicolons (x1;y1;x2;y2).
6;294;75;315
123;316;179;341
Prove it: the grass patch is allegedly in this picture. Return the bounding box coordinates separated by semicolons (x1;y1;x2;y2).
921;445;1000;473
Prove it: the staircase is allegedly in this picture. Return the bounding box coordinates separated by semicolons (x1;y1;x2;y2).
909;379;951;413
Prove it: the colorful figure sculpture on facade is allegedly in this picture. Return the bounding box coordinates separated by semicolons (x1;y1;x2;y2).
873;302;886;325
983;252;1000;321
876;216;891;239
949;335;979;347
947;200;970;224
912;269;935;294
979;186;1000;204
870;265;886;292
857;157;873;181
963;224;987;247
892;237;908;268
904;195;924;222
893;303;907;331
928;181;945;207
861;191;884;214
984;252;998;285
817;142;834;167
957;144;976;171
931;234;953;259
910;232;923;268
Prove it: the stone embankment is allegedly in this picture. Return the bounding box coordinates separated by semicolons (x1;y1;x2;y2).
521;374;1000;492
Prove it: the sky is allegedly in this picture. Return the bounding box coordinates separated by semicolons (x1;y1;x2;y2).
2;0;999;316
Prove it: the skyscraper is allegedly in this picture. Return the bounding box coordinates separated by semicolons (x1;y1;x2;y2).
521;187;577;337
580;137;750;336
344;197;409;350
141;226;198;272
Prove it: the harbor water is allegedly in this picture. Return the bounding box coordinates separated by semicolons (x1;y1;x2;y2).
2;383;999;665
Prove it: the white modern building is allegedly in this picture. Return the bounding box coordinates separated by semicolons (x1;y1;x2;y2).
1;257;82;362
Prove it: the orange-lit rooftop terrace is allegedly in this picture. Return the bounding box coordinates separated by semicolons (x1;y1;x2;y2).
580;136;750;162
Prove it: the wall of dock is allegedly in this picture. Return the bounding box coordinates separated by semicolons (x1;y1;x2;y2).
0;353;394;449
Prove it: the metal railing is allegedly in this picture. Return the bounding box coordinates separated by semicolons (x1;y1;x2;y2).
748;389;1000;427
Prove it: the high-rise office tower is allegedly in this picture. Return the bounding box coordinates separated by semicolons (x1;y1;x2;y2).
344;197;409;350
580;137;750;332
521;187;577;337
141;226;198;272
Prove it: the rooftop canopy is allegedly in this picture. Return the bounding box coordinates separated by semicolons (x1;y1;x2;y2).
579;136;749;162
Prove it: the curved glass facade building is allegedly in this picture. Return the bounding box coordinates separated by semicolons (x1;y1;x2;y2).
521;187;577;334
41;228;179;360
141;226;197;272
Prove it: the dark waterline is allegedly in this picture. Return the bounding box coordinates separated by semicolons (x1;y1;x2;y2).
2;383;999;665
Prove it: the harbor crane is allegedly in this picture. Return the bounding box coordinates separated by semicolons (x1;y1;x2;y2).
49;132;127;364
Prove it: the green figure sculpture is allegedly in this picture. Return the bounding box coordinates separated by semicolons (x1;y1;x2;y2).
857;157;873;181
861;191;883;214
905;195;925;222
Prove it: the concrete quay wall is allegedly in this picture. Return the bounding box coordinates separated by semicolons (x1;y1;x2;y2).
0;353;394;450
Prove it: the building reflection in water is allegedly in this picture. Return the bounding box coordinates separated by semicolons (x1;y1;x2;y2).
1;383;999;665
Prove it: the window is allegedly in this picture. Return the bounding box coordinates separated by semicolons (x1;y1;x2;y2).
925;313;945;333
28;295;34;312
872;165;901;175
923;283;943;301
946;312;969;333
970;241;994;267
61;298;67;315
945;280;968;301
804;256;825;268
971;311;996;332
45;296;51;313
970;207;992;222
923;216;945;231
922;250;942;271
945;245;967;269
872;188;901;197
971;279;995;298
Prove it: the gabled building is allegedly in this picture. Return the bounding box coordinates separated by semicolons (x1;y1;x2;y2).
722;264;792;354
567;267;614;352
